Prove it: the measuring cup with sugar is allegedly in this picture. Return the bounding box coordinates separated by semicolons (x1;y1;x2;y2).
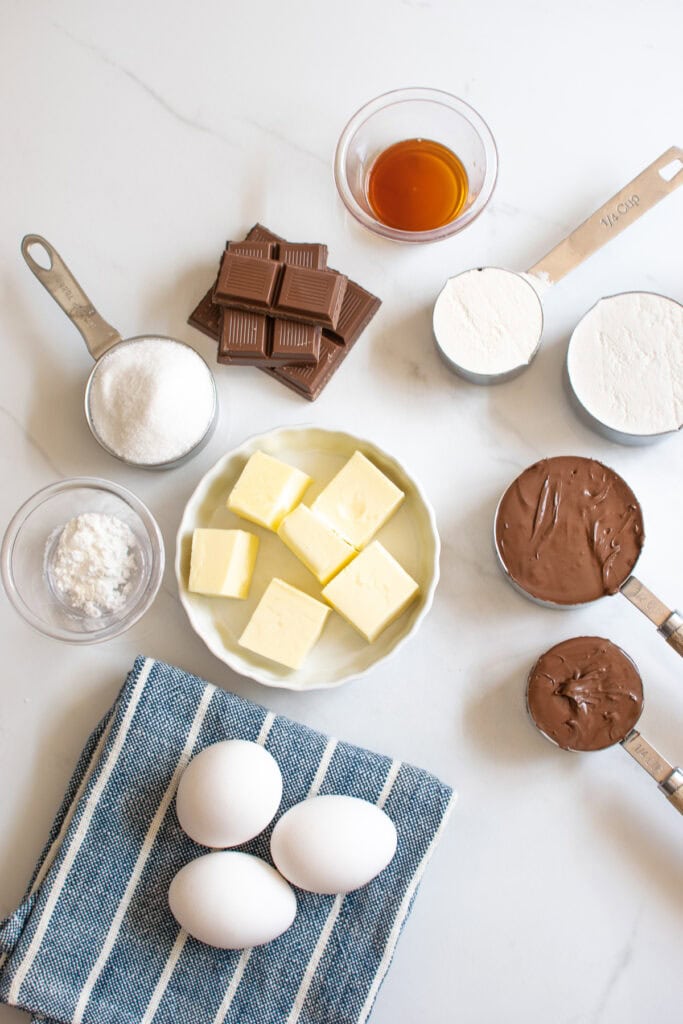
21;235;218;470
433;147;683;383
527;636;683;815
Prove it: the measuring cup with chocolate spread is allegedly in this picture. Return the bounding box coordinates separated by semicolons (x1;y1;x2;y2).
527;636;683;814
494;456;683;659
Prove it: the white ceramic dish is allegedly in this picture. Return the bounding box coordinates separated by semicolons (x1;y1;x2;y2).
175;426;440;690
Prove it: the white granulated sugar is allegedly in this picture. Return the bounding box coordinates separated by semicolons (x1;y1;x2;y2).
568;292;683;437
433;267;544;376
89;337;215;464
49;513;138;618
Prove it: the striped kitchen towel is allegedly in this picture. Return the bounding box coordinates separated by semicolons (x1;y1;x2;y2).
0;656;455;1024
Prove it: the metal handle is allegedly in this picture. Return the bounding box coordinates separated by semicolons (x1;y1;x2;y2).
659;611;683;657
622;731;683;816
21;234;121;360
661;769;683;814
619;577;683;659
528;147;683;284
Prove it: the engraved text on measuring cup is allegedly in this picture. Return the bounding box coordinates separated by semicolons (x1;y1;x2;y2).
600;194;640;229
631;739;664;775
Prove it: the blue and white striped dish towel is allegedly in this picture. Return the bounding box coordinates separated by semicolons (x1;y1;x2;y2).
0;656;455;1024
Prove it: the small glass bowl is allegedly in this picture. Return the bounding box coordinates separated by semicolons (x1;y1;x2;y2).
1;477;165;643
334;87;498;243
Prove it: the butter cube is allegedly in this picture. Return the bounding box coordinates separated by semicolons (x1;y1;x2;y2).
228;451;311;531
239;578;331;670
277;505;356;585
188;528;259;599
321;541;419;642
311;451;404;549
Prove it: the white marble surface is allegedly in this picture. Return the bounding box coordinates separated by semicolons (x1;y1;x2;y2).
1;2;682;1022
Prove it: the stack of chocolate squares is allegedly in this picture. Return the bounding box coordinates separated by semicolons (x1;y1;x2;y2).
188;224;381;401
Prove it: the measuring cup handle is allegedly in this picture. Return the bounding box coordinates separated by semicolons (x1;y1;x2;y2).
528;147;683;285
661;770;683;815
21;235;121;360
620;576;683;659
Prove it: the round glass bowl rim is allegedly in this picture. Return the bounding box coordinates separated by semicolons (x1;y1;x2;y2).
334;86;499;243
1;476;165;643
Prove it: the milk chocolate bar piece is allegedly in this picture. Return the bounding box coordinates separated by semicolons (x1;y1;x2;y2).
188;283;222;341
273;265;347;329
218;310;320;366
271;320;321;363
215;253;347;330
227;239;328;269
214;253;284;310
278;242;328;270
218;309;270;364
328;279;382;345
262;330;357;401
246;223;284;243
227;240;277;259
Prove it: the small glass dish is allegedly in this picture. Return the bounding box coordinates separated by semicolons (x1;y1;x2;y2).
334;87;498;243
1;477;165;643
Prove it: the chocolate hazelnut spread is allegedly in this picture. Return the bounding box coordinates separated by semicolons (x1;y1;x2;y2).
495;456;644;605
527;636;643;751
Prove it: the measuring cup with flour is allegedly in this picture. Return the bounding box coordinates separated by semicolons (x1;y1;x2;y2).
527;636;683;815
567;290;683;444
494;456;683;660
21;235;218;469
433;146;683;383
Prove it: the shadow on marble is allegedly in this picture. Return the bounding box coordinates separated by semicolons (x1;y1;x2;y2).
141;259;219;362
436;488;529;625
7;286;93;480
589;790;683;915
461;654;558;766
369;300;449;395
483;330;583;459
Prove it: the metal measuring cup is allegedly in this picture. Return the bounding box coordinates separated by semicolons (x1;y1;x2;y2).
21;235;218;470
526;636;683;815
434;146;683;383
566;290;683;445
493;456;683;660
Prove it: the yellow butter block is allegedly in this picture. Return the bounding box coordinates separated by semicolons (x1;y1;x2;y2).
277;505;356;585
321;541;419;642
311;451;404;549
228;451;312;531
239;578;331;670
188;528;259;599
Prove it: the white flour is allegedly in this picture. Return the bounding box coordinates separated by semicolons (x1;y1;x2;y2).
433;267;544;376
49;513;138;618
567;292;683;436
88;337;215;465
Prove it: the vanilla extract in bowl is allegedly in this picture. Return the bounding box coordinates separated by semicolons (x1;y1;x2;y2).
366;138;469;232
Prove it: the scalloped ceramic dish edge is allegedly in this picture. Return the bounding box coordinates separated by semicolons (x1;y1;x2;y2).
175;426;440;691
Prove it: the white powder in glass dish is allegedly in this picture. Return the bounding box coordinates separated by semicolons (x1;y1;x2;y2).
88;337;215;465
433;267;544;377
48;513;138;618
567;292;683;437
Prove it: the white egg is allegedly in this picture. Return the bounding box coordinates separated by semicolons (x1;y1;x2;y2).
176;739;282;848
168;851;297;949
270;794;397;895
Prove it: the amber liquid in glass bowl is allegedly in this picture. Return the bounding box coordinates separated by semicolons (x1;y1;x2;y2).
366;138;469;232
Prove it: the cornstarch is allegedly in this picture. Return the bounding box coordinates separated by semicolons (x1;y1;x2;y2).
49;513;138;618
88;337;215;465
